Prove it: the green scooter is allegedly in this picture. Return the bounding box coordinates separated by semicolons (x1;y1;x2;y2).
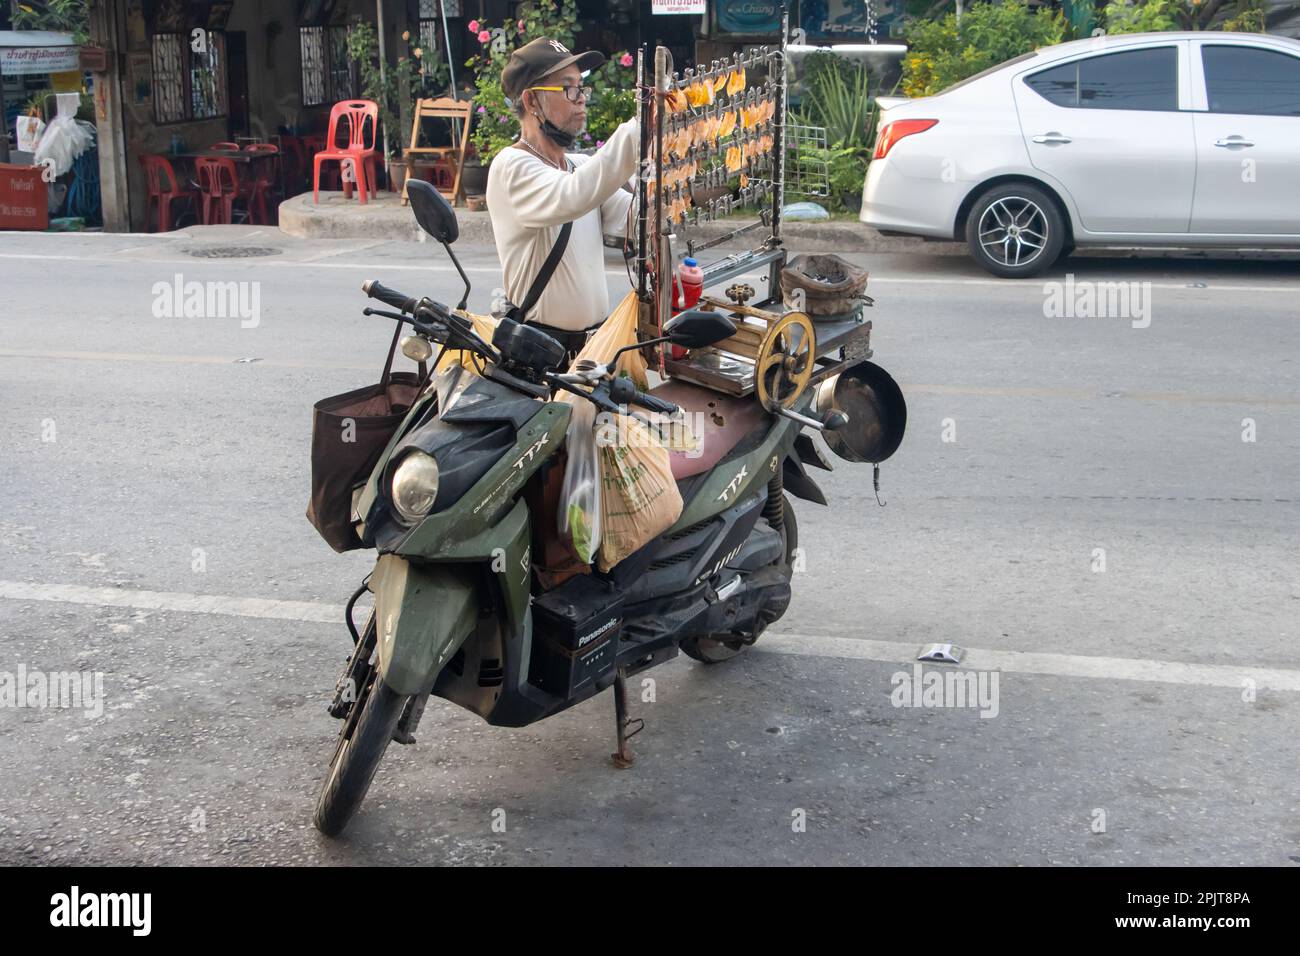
313;181;905;836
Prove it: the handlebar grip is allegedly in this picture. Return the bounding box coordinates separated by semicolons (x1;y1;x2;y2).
361;279;418;314
632;392;680;416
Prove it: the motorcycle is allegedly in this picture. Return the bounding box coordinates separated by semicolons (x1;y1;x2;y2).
313;181;906;836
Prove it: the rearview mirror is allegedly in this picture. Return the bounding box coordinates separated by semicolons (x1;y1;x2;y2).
407;180;459;244
665;309;735;349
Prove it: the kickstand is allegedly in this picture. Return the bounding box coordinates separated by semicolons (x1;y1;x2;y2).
611;666;644;769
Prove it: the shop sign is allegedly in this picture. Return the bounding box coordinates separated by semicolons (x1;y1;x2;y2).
653;0;708;12
716;0;782;34
0;44;80;75
0;165;50;231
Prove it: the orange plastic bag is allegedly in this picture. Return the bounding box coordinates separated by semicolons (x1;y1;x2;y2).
569;291;648;389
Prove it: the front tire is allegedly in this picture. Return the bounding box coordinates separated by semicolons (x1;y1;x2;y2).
965;183;1064;278
313;675;409;837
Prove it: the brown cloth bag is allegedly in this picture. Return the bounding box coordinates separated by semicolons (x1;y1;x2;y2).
306;324;427;552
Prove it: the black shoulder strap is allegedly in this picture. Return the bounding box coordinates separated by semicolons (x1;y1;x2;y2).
513;221;572;321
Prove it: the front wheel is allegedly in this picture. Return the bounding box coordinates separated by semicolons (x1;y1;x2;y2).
313;674;410;837
965;183;1064;279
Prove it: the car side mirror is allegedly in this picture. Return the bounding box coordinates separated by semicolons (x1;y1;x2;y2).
407;179;459;244
665;309;735;349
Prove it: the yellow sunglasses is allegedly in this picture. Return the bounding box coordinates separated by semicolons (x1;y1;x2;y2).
527;85;594;103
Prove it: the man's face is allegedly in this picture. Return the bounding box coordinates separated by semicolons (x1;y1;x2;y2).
529;65;587;136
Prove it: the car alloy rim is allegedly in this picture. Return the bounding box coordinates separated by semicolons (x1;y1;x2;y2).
978;196;1048;268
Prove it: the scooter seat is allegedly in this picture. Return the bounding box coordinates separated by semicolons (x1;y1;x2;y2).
647;379;769;480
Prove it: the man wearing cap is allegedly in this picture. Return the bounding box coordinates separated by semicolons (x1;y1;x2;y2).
486;37;643;357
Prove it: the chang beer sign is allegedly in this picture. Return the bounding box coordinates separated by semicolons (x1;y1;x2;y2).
716;0;783;34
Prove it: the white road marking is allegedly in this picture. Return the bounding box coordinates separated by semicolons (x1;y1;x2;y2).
0;580;343;624
757;634;1300;692
0;348;376;370
1;250;1297;293
3;580;1297;692
867;276;1300;294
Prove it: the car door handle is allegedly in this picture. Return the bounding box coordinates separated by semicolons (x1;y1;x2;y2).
1214;136;1255;148
1032;133;1072;145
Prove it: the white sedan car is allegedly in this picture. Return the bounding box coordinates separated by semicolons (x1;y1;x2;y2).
860;31;1300;277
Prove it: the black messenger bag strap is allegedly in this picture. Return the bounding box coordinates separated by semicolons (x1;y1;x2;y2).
510;221;572;322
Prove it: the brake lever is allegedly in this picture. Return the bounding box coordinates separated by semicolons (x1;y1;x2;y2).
362;307;410;322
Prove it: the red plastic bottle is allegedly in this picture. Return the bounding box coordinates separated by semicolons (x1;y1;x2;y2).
670;258;705;359
674;257;704;311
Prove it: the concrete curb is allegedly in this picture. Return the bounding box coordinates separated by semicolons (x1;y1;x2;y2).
277;191;966;256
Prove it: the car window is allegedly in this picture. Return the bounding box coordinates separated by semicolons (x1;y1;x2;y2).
1025;47;1178;111
943;51;1040;95
1202;45;1300;116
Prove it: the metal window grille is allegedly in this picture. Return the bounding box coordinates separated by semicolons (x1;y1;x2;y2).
190;31;227;120
420;0;461;16
328;25;355;101
152;33;186;124
301;26;327;107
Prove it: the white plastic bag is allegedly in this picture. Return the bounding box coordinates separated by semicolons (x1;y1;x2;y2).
33;94;93;179
558;400;601;564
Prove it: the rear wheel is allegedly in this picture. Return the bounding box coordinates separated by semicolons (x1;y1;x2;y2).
313;672;410;837
681;495;798;665
965;183;1064;278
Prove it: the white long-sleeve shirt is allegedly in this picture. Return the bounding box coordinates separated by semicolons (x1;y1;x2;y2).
485;118;639;332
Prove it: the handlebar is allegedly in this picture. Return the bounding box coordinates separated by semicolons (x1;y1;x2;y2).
361;279;419;315
607;376;681;417
631;391;680;416
361;280;680;417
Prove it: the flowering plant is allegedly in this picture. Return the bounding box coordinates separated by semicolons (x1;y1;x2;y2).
464;0;637;163
346;21;448;160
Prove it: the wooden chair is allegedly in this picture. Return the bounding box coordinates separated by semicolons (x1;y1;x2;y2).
402;97;473;207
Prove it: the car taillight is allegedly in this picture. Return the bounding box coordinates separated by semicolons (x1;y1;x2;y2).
872;119;938;160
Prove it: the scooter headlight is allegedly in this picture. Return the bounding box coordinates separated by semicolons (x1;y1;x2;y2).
390;450;440;523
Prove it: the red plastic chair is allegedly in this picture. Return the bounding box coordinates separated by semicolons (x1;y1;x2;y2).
210;141;240;151
279;135;308;191
242;143;280;224
301;133;336;189
195;157;242;224
313;100;379;204
139;154;199;232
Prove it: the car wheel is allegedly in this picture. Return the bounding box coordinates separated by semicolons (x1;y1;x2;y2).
965;184;1064;278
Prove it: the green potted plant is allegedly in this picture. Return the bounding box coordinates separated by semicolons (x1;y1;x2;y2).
346;21;447;190
792;54;875;214
462;0;637;180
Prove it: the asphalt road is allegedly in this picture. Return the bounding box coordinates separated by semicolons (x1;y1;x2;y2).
1;227;1297;865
